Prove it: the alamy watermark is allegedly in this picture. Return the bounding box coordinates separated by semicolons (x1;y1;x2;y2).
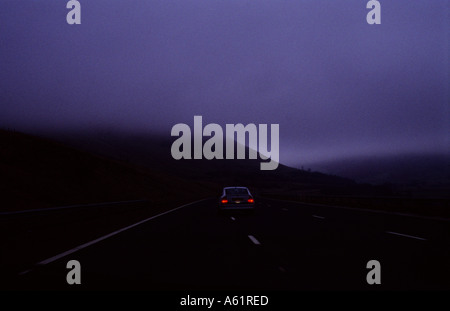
170;116;279;171
65;1;381;25
366;0;381;25
66;1;81;25
66;260;81;285
366;259;381;285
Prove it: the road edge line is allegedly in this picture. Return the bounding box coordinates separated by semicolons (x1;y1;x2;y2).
385;231;427;241
19;198;210;274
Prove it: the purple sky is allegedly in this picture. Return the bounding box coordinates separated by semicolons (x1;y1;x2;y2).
1;0;448;167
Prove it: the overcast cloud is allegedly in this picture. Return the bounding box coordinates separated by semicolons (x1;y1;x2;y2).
0;0;448;167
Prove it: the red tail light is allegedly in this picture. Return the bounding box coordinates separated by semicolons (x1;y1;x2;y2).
221;199;228;204
248;198;254;203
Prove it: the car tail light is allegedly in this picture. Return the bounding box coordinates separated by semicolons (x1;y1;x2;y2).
248;198;254;203
221;199;228;204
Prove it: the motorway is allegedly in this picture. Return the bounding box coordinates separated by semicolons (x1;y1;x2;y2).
11;197;450;290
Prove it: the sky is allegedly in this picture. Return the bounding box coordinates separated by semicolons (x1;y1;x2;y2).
0;0;448;168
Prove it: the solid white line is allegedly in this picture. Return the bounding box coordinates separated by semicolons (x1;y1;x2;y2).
386;231;427;241
248;235;261;245
282;208;289;212
19;198;209;272
312;215;325;219
230;217;236;221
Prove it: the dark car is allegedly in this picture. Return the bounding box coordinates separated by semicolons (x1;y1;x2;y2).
218;186;255;213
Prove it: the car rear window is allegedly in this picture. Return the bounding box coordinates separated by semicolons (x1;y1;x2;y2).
225;188;248;195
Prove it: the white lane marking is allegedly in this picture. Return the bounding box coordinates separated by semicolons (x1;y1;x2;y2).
248;235;261;245
312;215;325;219
230;217;236;221
386;231;427;241
18;198;210;274
278;266;286;273
282;208;288;212
18;269;32;276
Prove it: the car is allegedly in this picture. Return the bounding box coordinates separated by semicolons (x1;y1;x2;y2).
218;186;255;214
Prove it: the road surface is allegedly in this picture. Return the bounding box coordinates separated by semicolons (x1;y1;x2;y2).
9;197;450;290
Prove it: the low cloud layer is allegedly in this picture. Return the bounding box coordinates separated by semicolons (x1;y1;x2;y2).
1;0;448;166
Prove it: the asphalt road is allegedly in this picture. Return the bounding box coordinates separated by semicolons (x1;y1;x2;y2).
10;197;450;291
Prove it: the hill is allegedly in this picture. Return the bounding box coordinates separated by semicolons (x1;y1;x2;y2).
39;128;389;196
309;153;450;198
0;129;209;212
1;128;447;216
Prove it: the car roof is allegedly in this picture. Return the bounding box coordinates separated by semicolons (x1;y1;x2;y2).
223;186;248;190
